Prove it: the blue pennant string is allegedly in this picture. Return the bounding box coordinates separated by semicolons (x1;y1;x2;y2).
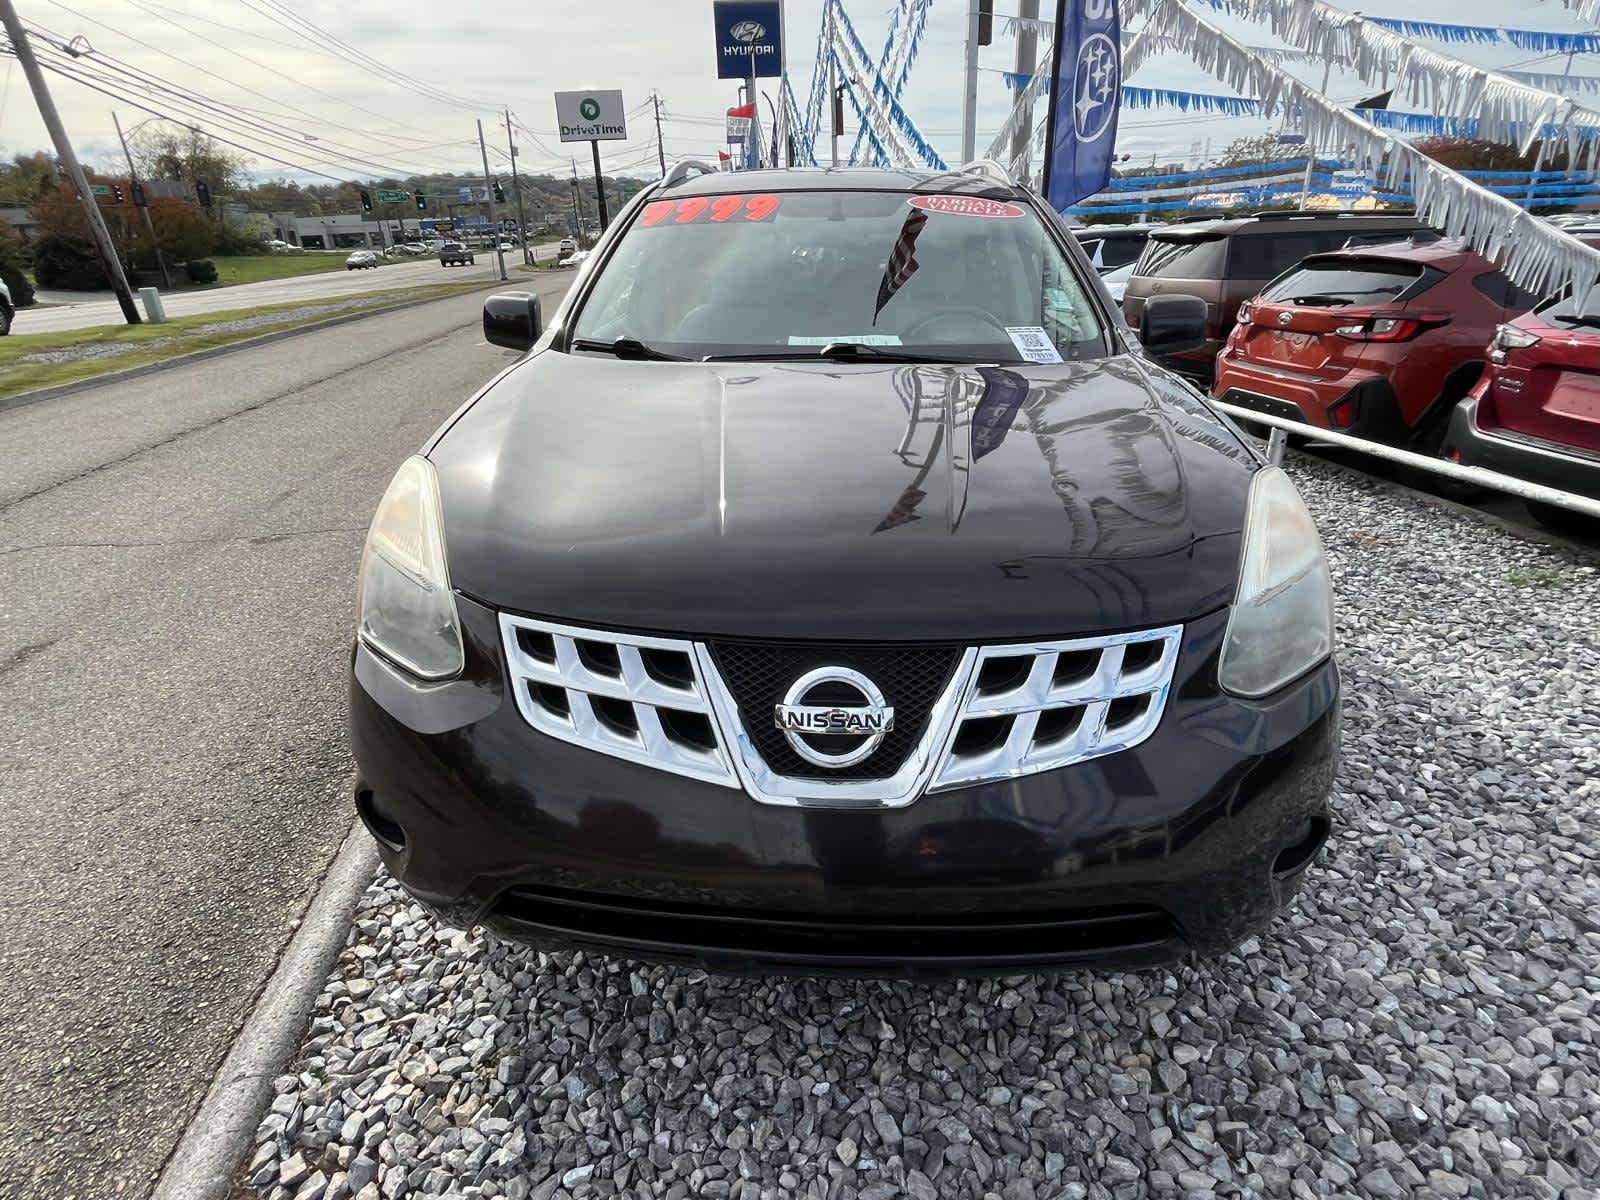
1365;17;1503;45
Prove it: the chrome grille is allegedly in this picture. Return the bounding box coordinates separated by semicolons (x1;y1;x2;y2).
499;615;739;788
930;627;1183;792
498;614;1184;808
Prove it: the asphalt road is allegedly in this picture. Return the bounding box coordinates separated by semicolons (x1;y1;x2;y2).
0;275;571;1200
15;245;556;336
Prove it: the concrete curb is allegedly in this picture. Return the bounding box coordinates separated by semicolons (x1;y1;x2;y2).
151;821;379;1200
1;280;504;416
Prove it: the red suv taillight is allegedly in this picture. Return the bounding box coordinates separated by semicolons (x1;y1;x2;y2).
1333;312;1451;342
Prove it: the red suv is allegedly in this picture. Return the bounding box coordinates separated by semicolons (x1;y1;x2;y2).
1213;239;1537;448
1444;292;1600;526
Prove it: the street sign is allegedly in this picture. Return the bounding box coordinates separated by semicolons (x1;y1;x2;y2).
726;102;754;144
713;1;782;79
554;90;627;142
375;188;409;204
90;184;111;196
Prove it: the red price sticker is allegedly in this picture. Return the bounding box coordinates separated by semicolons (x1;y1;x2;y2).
743;193;780;221
640;200;675;227
637;195;783;228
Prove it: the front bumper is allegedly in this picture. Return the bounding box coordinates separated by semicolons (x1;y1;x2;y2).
1446;394;1600;502
351;595;1340;975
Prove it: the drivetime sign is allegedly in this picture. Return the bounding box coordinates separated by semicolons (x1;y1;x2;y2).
713;1;781;79
555;90;627;143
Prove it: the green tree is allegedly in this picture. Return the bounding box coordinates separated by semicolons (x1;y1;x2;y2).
0;219;36;306
0;151;57;205
130;124;249;194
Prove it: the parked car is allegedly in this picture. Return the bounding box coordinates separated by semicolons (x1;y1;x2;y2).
1072;223;1155;274
558;236;577;258
1444;290;1600;529
266;239;295;253
346;250;379;270
1102;259;1135;305
439;242;475;267
1214;239;1538;449
0;276;12;336
1123;211;1435;383
348;164;1339;974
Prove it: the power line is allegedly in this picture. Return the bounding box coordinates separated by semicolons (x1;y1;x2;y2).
25;35;453;178
26;6;459;175
239;0;497;113
113;0;463;149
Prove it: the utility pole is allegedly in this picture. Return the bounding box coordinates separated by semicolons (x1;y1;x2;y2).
504;108;531;265
828;1;839;167
960;0;981;164
570;158;584;243
1008;0;1039;175
113;110;169;290
477;119;507;281
652;91;667;178
2;0;140;324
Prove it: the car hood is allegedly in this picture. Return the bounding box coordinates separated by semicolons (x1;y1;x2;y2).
429;352;1257;641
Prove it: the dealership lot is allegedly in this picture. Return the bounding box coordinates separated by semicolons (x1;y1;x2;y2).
243;460;1599;1200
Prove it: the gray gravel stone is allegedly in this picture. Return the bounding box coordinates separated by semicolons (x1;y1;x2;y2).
242;462;1600;1200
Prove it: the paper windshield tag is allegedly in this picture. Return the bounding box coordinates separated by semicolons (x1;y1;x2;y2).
1005;326;1063;364
787;334;904;346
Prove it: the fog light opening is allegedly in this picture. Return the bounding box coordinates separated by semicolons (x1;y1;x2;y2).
1272;815;1329;879
357;788;407;851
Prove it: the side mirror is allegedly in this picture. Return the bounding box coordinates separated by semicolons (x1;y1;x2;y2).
1139;293;1209;356
483;292;543;352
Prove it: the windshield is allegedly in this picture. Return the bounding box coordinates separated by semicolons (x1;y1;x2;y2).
570;189;1109;362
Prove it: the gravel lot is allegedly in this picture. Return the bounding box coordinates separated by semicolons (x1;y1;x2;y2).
242;458;1600;1200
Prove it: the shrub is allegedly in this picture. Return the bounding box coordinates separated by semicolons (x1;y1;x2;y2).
185;258;218;284
31;235;108;290
209;218;267;255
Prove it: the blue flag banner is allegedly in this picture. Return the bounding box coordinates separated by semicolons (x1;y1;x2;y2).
1042;0;1122;212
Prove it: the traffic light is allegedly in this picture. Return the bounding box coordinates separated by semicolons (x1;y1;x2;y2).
492;180;506;204
414;190;426;210
359;189;373;212
112;183;125;202
131;181;147;207
195;179;212;208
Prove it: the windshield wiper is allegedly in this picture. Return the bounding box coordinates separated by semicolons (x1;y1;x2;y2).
570;336;688;361
703;342;971;364
1289;294;1356;307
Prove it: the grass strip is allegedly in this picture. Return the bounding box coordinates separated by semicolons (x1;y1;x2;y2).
0;281;486;397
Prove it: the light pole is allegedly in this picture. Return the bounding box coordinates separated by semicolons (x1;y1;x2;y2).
113;112;171;289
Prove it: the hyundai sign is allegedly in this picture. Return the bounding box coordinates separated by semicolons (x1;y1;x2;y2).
554;90;627;143
713;1;781;79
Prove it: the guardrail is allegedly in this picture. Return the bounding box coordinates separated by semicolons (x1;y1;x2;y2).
1208;400;1600;521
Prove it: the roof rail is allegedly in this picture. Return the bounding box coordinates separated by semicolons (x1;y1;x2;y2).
661;159;720;189
959;159;1017;186
1246;207;1420;219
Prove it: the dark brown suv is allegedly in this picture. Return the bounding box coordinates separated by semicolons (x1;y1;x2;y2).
1122;211;1434;383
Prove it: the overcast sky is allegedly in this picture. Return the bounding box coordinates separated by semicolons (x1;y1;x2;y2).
1;0;1596;185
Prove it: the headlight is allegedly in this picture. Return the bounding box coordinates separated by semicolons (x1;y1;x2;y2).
1218;467;1334;698
357;456;464;680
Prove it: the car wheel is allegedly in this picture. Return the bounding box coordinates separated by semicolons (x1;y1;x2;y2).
0;305;11;335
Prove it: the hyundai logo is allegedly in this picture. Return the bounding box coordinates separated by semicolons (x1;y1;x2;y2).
731;19;766;43
774;667;894;769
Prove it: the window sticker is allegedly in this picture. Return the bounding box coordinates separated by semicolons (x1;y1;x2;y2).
1005;326;1063;364
639;194;781;227
787;334;904;346
908;194;1025;219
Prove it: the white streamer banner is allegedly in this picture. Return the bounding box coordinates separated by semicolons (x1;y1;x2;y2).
1139;0;1600;303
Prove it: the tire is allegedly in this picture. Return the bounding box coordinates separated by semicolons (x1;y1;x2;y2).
0;305;11;336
